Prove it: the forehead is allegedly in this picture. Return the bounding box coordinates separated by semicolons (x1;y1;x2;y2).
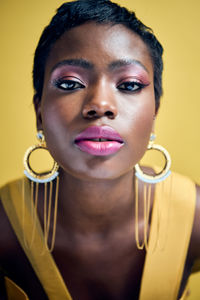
45;22;153;76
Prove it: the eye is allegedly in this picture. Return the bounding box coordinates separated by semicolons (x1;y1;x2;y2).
55;79;85;91
117;81;146;92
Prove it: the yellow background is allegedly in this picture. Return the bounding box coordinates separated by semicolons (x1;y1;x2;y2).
0;0;200;298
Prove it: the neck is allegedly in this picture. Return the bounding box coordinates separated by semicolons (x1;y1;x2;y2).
58;169;135;235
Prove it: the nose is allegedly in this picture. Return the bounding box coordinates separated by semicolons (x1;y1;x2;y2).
82;81;118;120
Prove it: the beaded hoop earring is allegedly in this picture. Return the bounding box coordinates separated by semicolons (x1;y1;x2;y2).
134;134;171;251
23;130;59;252
135;134;171;184
23;130;59;183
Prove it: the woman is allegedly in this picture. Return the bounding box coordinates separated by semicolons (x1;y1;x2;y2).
0;0;199;299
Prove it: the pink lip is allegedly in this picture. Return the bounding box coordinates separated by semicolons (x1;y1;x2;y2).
74;126;124;156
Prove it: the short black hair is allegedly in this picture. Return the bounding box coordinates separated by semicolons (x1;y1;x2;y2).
33;0;163;112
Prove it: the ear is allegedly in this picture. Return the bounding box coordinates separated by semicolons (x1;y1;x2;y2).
33;94;43;131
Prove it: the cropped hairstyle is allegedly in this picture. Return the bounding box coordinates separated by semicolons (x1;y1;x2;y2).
33;0;164;112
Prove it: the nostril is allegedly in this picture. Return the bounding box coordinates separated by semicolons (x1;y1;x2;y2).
105;111;113;116
105;111;114;119
83;107;116;119
87;110;97;116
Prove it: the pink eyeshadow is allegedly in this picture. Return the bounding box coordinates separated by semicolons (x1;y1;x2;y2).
51;65;89;84
114;65;151;85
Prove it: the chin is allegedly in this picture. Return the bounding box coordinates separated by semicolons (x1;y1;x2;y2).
59;157;134;181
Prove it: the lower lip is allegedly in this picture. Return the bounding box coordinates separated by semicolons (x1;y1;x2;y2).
75;140;124;156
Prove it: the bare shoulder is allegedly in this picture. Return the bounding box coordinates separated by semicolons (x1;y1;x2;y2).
188;183;200;263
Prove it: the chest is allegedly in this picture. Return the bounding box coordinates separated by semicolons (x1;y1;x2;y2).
51;235;146;300
49;211;193;300
1;219;193;300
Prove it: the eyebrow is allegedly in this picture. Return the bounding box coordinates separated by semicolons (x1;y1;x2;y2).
108;59;149;73
51;58;148;73
51;59;94;73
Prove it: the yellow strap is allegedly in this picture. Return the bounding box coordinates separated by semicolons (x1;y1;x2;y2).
5;276;29;300
139;172;196;300
1;179;72;300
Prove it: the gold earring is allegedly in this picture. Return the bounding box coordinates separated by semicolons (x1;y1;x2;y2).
135;134;171;184
23;130;59;252
23;130;59;183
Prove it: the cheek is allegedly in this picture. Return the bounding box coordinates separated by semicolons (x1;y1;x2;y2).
41;92;79;130
40;95;79;154
120;91;155;162
121;89;155;129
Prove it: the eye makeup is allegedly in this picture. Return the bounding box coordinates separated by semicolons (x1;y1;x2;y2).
49;57;151;90
114;65;151;87
117;76;150;87
50;65;89;87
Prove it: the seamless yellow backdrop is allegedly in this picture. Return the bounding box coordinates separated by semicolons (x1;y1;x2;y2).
0;0;200;298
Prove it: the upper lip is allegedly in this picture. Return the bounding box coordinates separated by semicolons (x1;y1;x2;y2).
74;126;124;143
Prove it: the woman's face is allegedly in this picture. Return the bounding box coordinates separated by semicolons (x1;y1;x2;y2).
37;22;155;180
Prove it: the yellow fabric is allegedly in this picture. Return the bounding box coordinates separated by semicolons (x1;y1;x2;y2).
139;172;196;300
0;172;196;300
0;178;72;300
5;277;29;300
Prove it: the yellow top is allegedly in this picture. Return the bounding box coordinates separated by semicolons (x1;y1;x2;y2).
0;171;196;300
139;171;196;300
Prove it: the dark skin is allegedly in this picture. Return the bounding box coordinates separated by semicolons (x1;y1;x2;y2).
0;22;200;300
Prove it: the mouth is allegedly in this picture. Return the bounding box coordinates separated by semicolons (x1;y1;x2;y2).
74;126;124;156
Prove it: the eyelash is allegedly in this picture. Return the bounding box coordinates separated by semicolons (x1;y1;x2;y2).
117;81;147;92
54;79;85;91
54;78;147;93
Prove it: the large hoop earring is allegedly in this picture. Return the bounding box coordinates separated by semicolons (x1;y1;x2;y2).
23;130;59;252
23;130;59;183
135;134;171;184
